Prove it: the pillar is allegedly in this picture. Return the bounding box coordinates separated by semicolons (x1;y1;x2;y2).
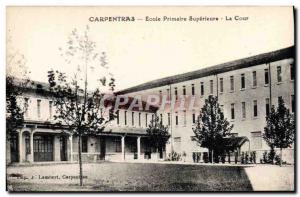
69;135;73;162
18;131;23;163
137;136;141;160
121;136;125;161
29;131;34;162
54;136;60;161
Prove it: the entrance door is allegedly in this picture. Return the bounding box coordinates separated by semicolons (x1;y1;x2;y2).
10;134;19;163
99;137;106;160
33;135;54;162
60;136;67;161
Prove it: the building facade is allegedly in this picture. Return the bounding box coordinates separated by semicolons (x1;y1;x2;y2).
6;46;295;164
117;46;295;163
6;84;163;164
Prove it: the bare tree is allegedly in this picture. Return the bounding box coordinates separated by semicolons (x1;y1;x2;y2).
47;26;116;186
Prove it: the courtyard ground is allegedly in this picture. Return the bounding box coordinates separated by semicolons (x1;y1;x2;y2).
6;162;294;192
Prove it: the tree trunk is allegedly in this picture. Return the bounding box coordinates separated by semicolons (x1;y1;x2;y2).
280;148;283;167
78;135;83;186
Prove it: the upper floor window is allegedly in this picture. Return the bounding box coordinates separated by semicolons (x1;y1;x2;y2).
290;63;295;80
183;110;187;126
231;103;235;120
242;102;246;119
175;112;178;125
191;84;195;96
116;110;120;125
252;71;257;87
277;66;282;82
220;78;224;93
145;113;148;127
183;86;186;96
253;100;258;117
124;111;127;125
264;69;269;85
241;74;245;89
174;87;178;100
37;99;41;118
160;113;163;124
168;113;171;125
230;76;234;92
24;98;29;117
210;80;213;94
167;88;170;100
200;82;204;96
138;113;141;126
49;101;53;119
132;112;134;126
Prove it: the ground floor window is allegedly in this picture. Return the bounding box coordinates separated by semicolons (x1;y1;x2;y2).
81;136;88;153
114;138;121;152
251;131;262;149
33;135;54;162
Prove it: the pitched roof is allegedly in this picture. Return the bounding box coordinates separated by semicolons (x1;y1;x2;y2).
117;46;294;95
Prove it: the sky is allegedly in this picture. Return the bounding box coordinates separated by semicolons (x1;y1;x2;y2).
6;6;294;91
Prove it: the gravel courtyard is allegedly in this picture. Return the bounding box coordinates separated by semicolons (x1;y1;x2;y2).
6;162;293;192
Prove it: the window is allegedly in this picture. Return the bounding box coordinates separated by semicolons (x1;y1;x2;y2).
160;113;163;124
49;101;53;119
138;113;141;126
145;113;148;127
159;90;162;96
242;102;246;119
200;82;204;96
167;89;170;100
116;110;119;125
266;98;270;116
231;103;235;120
209;80;213;94
220;105;224;112
278;96;283;105
252;71;257;87
174;87;178;100
174;137;181;143
114;138;121;152
175;112;178;125
183;110;187;126
220;78;224;93
291;95;295;113
251;131;262;149
192;113;196;124
132;112;134;126
37;99;41;118
124;111;127;125
168;113;171;125
25;134;30;154
290;63;295;80
241;74;245;89
81;136;88;153
230;76;234;92
253;100;258;117
24;98;29;117
191;84;195;96
264;69;269;85
183;86;186;96
277;66;282;82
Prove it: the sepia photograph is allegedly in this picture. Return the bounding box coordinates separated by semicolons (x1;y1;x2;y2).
5;6;295;192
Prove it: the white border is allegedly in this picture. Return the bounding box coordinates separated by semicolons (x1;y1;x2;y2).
1;1;298;196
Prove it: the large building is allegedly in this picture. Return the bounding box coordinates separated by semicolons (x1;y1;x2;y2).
117;46;295;163
6;46;295;164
